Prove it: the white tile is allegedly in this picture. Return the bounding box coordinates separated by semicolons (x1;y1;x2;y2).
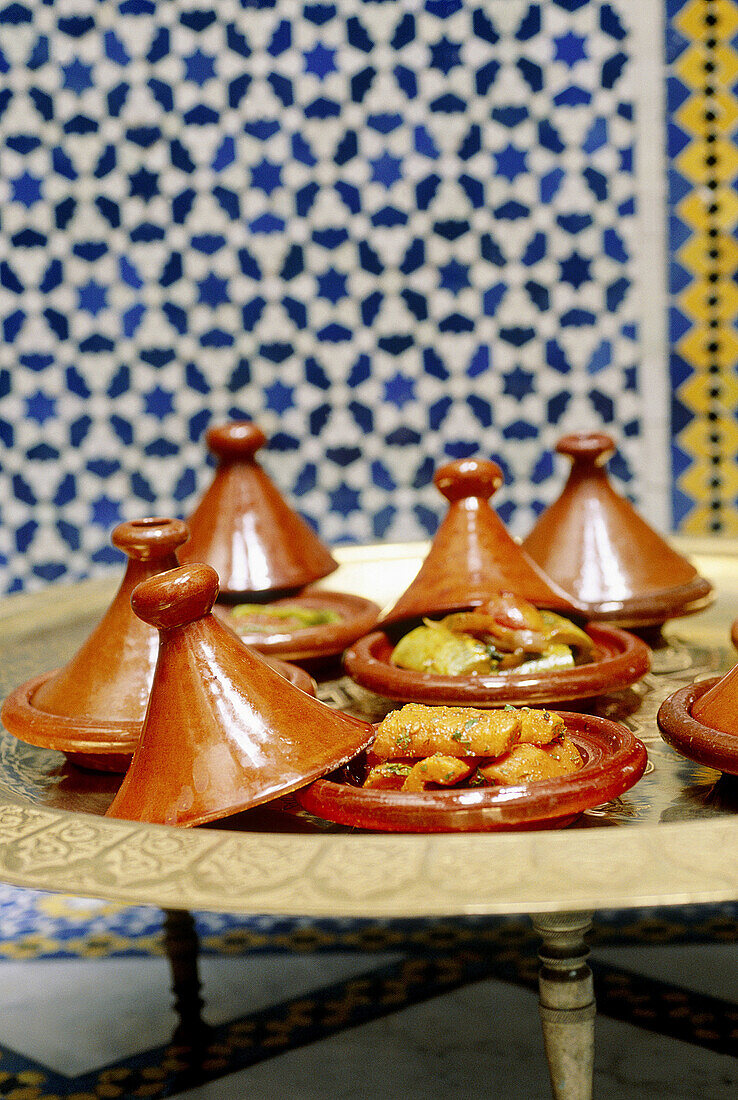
0;953;398;1076
176;971;738;1100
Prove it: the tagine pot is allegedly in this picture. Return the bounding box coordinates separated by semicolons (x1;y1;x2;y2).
179;421;337;597
522;432;712;627
106;564;374;827
380;457;586;628
1;517;190;769
658;664;738;775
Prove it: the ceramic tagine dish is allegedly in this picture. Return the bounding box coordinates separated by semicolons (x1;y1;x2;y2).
179;420;380;663
343;458;651;707
297;702;648;832
105;563;374;827
658;662;738;775
522;432;713;628
0;517;315;772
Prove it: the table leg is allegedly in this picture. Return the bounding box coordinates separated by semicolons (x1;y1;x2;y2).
532;910;596;1100
163;908;206;1041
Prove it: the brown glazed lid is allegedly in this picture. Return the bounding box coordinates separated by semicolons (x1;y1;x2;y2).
106;564;374;827
690;665;738;736
658;675;738;774
521;432;713;625
380;458;583;628
20;518;189;725
178;421;338;596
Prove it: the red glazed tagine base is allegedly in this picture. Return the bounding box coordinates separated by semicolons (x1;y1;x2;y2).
657;677;738;775
220;590;380;662
297;711;648;832
2;657;317;773
578;577;713;631
343;623;651;707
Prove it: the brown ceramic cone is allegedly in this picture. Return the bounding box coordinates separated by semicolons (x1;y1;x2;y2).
1;518;189;764
178;421;337;596
380;458;584;628
658;674;738;774
106;564;374;827
521;432;713;625
689;665;738;736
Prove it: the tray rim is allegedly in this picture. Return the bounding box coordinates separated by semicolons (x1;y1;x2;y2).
2;537;738;918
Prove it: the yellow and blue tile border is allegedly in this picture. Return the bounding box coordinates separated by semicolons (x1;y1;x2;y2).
668;0;738;532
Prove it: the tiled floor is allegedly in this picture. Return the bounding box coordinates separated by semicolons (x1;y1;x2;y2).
1;909;737;1099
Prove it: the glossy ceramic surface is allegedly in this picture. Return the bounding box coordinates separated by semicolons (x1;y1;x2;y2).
2;539;738;918
0;517;189;764
658;677;738;775
380;458;584;627
106;564;374;827
522;433;713;626
685;658;738;736
344;622;651;707
220;589;380;662
178;421;337;596
297;712;648;832
0;654;316;775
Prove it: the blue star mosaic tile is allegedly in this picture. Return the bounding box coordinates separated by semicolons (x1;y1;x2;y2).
0;0;647;592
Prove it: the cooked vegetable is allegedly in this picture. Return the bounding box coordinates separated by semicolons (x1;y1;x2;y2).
371;703;565;760
390;620;492;676
477;737;584;786
390;592;593;675
504;643;575;674
363;761;413;790
230;603;341;633
537;611;593;654
361;703;583;793
545;735;586;770
401;755;474;791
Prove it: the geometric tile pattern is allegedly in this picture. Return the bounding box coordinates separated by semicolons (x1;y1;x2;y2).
0;1;646;591
2;880;738;960
666;0;738;533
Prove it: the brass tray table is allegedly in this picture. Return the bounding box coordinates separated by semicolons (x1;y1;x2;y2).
1;538;737;1099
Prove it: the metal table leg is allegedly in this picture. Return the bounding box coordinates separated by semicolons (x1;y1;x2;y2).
163;908;214;1088
532;911;596;1100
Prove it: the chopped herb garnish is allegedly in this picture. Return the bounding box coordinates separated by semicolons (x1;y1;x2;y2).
485;645;503;663
443;771;458;783
394;730;412;750
504;704;517;712
450;716;481;743
379;762;412;776
468;768;489;787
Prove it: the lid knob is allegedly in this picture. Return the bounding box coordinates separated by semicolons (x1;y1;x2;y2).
132;564;219;631
434;458;504;503
206;421;267;460
556;432;615;466
111;518;190;561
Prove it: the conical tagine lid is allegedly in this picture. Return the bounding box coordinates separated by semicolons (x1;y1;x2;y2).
380;458;583;628
689;664;738;736
106;564;374;827
22;517;189;725
179;421;337;596
522;432;713;625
